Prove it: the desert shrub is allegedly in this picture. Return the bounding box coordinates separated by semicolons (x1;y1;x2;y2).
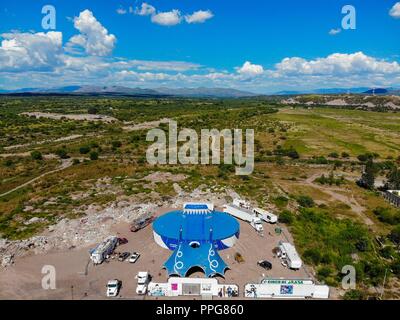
296;195;314;208
55;148;69;159
373;207;400;225
388;225;400;245
30;150;43;160
90;151;99;160
273;196;289;208
343;290;367;300
278;210;294;224
79;146;90;154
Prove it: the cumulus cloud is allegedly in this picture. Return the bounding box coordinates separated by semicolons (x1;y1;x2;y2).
274;52;400;76
329;28;341;35
67;9;116;56
0;31;63;72
237;61;264;76
185;10;214;24
134;3;212;26
151;10;182;26
134;3;156;16
389;2;400;18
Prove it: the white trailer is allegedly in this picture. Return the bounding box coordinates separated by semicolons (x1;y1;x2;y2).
223;204;263;233
245;279;329;299
252;207;278;224
279;242;302;270
90;236;118;265
233;198;251;210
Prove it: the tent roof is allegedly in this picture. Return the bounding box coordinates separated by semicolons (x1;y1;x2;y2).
153;210;239;242
163;242;228;277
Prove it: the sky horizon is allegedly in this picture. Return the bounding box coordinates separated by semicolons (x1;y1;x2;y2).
0;0;399;93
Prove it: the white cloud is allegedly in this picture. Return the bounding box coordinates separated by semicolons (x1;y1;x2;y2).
67;9;116;56
0;31;63;72
134;3;156;16
329;28;341;35
237;61;264;76
151;10;182;26
134;3;212;26
389;2;400;18
185;10;214;24
116;8;127;15
274;52;400;76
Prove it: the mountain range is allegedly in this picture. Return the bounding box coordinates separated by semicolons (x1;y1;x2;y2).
0;86;398;97
0;85;257;98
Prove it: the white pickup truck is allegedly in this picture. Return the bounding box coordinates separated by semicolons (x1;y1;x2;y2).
135;272;151;295
106;279;122;297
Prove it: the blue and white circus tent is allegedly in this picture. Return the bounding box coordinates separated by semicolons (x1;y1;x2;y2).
153;203;240;277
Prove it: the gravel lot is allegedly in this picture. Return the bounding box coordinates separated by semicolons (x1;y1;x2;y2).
0;206;312;300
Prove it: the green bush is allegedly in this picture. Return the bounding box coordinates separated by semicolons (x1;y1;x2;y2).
388;225;400;245
89;151;99;161
373;207;400;225
273;196;289;208
55;148;69;159
296;195;315;208
278;210;294;224
79;146;90;154
30;150;43;160
303;248;322;264
111;140;122;149
343;290;367;300
317;266;333;278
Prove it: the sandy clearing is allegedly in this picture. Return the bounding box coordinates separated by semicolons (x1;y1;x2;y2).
0;206;312;300
3;134;85;151
21;112;118;123
122;118;171;131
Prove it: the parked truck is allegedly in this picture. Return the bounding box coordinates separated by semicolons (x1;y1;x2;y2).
252;207;278;224
278;242;302;270
90;236;118;265
223;204;264;233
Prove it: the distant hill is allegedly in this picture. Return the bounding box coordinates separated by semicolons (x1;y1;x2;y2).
275;87;400;96
275;87;371;95
0;85;257;98
363;88;388;95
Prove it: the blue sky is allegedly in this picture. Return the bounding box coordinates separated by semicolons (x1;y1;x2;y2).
0;0;399;93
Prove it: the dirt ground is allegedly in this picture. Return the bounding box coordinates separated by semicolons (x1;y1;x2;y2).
0;206;312;300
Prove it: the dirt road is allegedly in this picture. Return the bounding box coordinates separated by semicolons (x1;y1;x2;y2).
0;159;73;198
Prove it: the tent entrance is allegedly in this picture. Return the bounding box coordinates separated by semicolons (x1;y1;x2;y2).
182;283;201;295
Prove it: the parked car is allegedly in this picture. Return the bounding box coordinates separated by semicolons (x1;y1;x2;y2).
118;238;128;245
257;260;272;270
118;252;130;261
129;252;141;263
130;216;155;232
135;272;151;295
106;279;122;297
